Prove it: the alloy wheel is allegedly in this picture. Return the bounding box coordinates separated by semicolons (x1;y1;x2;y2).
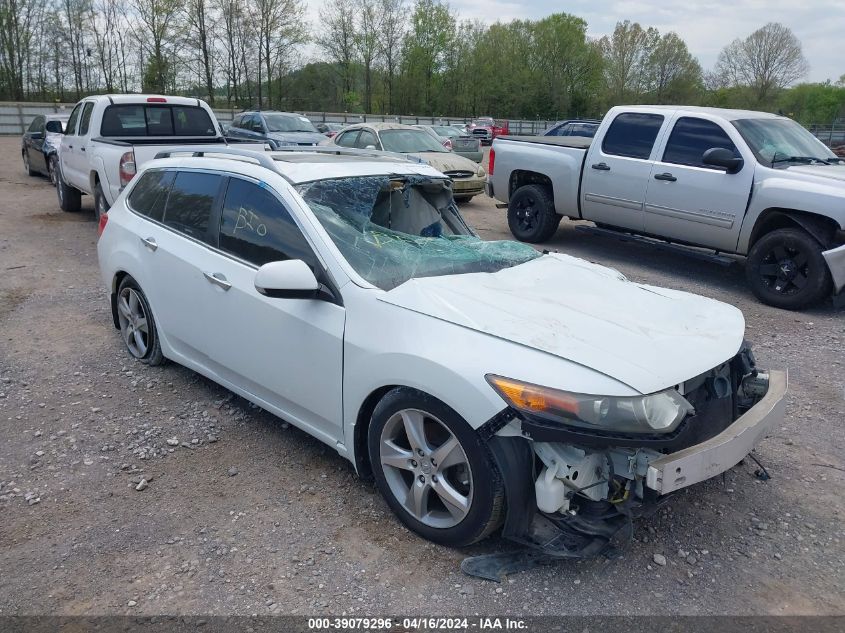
758;243;809;295
515;196;537;232
117;287;150;358
379;408;473;529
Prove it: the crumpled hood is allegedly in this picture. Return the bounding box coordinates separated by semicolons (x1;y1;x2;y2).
267;131;326;145
412;152;481;175
783;164;845;183
379;254;745;394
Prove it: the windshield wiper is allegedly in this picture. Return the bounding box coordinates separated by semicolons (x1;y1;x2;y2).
771;154;834;166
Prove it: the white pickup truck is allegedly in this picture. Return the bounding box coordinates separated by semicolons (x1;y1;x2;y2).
487;105;845;310
54;94;264;222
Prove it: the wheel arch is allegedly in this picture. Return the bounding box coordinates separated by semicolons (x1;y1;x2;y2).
508;170;553;199
351;385;399;479
749;208;840;250
109;270;130;329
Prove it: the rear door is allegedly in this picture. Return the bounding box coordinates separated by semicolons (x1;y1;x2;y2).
200;176;346;444
644;116;754;251
581;112;669;231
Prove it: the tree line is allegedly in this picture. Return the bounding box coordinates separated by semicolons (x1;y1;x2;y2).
1;0;843;125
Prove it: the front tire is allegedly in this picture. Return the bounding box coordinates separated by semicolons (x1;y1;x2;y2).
55;163;81;213
745;227;832;310
116;277;164;366
507;184;561;243
368;388;504;547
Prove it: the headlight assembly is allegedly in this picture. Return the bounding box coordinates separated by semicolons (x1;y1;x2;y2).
486;374;694;434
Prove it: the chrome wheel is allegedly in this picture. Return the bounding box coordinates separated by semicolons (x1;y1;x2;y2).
379;408;473;529
117;287;150;358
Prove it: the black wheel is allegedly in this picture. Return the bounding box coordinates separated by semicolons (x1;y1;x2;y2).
368;388;504;547
22;151;36;176
93;181;109;221
48;156;59;186
507;184;560;243
116;277;165;366
745;228;832;310
55;163;81;213
454;195;472;204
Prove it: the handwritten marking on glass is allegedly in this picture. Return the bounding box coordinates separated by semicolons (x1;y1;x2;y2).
234;206;267;236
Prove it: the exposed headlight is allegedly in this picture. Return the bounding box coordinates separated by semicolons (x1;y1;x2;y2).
486;374;694;434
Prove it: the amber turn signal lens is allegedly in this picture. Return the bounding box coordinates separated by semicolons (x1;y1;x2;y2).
486;375;579;416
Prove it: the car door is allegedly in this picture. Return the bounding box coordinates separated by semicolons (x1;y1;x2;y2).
200;176;345;444
132;169;228;362
25;116;46;172
334;129;361;148
59;103;83;186
63;101;95;189
644;116;754;252
580;112;669;231
355;129;380;150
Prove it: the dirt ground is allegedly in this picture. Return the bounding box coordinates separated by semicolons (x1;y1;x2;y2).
0;138;843;617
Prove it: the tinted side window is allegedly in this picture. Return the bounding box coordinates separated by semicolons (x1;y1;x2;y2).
162;172;221;241
127;170;175;221
79;103;95;135
662;117;740;169
218;178;316;268
357;130;378;148
602;113;665;159
65;104;82;136
335;131;359;148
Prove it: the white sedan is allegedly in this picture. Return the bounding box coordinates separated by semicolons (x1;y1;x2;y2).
97;147;786;555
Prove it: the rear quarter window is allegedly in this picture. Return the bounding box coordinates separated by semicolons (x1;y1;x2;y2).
127;170;176;222
602;113;665;159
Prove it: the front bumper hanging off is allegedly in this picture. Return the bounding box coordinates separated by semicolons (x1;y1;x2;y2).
464;370;787;581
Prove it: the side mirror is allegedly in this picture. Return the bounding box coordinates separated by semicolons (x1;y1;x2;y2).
702;147;744;174
254;260;320;300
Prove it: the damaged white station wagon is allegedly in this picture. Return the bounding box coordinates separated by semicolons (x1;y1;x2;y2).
97;147;786;565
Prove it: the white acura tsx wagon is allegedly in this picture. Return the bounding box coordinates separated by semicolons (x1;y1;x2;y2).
97;147;786;556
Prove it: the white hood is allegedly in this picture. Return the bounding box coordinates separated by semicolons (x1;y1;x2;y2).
379;254;745;394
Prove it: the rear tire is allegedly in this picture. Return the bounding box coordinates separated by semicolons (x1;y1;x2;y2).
93;181;109;221
116;276;165;366
23;151;36;176
507;184;560;243
368;387;504;547
745;227;831;310
55;163;81;213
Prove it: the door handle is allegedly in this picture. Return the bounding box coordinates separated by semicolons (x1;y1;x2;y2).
67;144;73;149
591;162;611;171
654;172;677;182
203;271;232;291
140;236;157;251
80;147;86;152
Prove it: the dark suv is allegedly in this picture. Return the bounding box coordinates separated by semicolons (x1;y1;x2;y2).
225;111;326;148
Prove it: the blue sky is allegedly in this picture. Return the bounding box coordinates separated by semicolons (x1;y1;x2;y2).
306;0;842;83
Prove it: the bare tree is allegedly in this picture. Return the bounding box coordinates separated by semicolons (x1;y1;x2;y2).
646;32;701;103
317;0;357;104
183;0;218;104
0;0;47;99
133;0;181;93
715;22;809;103
355;0;379;113
378;0;405;113
254;0;306;109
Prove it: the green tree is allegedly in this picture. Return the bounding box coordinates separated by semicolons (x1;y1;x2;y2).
645;32;702;103
599;20;659;104
401;0;454;114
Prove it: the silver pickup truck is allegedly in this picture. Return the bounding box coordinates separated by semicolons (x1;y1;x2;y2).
487;105;845;310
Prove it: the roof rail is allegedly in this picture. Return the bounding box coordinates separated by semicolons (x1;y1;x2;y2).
153;146;279;172
269;145;424;164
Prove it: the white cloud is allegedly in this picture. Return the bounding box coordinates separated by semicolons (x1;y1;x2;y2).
305;0;842;82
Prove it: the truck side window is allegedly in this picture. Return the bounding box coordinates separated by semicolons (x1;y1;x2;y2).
78;103;95;136
662;117;740;169
218;178;317;268
601;113;664;160
162;171;222;242
65;104;82;136
127;170;176;222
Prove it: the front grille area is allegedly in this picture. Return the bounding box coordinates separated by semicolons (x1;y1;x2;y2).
444;170;475;179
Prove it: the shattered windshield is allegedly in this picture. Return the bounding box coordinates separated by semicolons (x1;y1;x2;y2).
296;176;540;290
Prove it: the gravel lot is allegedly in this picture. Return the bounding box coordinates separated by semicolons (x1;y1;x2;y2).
0;138;843;617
